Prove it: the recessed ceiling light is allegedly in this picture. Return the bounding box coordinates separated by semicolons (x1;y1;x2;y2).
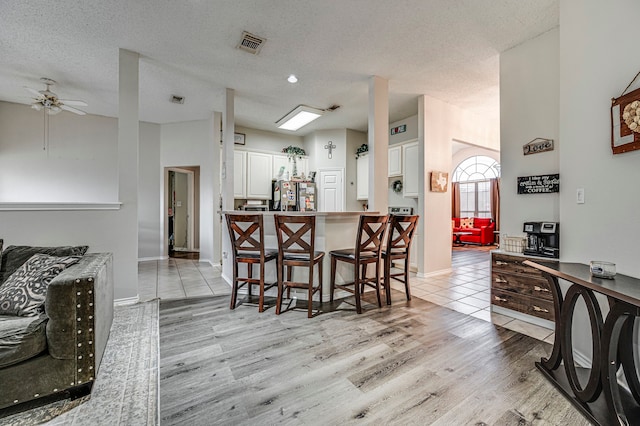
287;74;298;84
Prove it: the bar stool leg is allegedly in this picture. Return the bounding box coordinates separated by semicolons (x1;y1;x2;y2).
375;261;382;308
354;262;362;314
404;257;411;301
230;262;239;309
247;264;253;297
307;262;314;318
287;266;292;299
258;262;265;313
276;260;284;315
318;259;323;304
384;256;392;305
330;256;336;302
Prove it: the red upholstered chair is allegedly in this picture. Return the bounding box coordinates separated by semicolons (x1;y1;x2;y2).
225;213;278;312
382;215;419;305
329;214;389;314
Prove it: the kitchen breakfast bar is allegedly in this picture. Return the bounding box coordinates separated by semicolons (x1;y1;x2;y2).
222;211;383;301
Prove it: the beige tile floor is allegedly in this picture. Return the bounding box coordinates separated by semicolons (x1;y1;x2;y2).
138;250;555;344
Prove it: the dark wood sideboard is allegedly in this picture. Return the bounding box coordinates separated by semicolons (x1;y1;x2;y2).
524;260;640;426
491;252;556;322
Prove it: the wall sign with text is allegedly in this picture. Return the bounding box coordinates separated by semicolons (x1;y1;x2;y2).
390;124;406;135
517;174;559;194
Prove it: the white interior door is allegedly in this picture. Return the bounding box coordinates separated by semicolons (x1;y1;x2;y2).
318;168;344;212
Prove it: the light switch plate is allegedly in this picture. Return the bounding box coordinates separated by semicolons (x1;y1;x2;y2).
577;188;585;204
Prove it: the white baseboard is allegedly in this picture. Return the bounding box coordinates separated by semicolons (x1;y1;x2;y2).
221;272;232;285
114;296;140;306
137;256;168;262
417;268;452;278
199;259;220;268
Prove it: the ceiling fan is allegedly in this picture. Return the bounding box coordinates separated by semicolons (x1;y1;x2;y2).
24;77;87;115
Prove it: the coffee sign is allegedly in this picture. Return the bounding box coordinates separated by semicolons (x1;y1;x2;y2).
517;174;559;194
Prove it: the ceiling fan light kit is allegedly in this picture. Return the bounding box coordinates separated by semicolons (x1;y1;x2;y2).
24;77;89;151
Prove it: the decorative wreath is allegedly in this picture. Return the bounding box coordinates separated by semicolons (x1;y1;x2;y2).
623;100;640;132
392;180;403;193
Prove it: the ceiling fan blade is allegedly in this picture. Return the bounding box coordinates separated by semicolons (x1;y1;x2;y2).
58;99;88;107
24;86;44;98
60;104;86;115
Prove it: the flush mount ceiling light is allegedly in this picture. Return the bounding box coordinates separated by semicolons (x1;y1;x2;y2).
276;105;324;131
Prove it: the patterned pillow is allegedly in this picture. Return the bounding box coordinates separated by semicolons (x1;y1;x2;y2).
0;245;88;284
0;254;81;316
460;218;474;229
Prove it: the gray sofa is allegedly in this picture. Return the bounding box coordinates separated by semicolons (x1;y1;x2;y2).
0;251;114;414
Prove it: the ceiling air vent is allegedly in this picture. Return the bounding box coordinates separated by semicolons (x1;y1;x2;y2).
171;95;184;104
237;31;266;55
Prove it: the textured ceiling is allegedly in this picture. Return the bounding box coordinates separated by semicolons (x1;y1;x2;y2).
0;0;558;135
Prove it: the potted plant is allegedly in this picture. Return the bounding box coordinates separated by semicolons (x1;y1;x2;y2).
355;143;368;158
282;146;306;176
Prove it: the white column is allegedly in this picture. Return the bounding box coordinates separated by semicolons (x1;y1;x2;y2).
221;89;235;282
367;76;389;214
212;111;223;266
417;95;453;277
222;88;235;211
117;48;139;299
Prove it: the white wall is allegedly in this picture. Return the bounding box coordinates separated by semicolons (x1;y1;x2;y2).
0;102;118;202
346;129;367;211
160;119;217;264
0;99;157;300
559;0;640;275
500;28;560;239
235;125;304;154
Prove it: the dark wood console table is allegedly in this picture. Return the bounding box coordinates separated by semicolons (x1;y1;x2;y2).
524;260;640;426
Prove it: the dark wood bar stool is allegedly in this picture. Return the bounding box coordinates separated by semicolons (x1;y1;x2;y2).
274;215;325;318
329;214;388;314
225;213;278;312
382;214;419;305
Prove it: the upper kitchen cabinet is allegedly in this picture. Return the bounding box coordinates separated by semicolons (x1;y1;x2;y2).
356;153;369;200
233;151;247;198
246;151;272;199
402;142;419;198
388;145;402;177
273;154;309;179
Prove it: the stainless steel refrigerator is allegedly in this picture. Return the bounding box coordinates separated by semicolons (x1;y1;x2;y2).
271;180;316;211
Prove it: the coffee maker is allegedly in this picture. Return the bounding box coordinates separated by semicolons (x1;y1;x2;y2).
523;222;559;258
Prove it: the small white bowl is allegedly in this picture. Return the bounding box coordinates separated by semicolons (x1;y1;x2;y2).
590;261;616;279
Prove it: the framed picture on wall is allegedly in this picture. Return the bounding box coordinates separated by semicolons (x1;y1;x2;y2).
234;133;246;145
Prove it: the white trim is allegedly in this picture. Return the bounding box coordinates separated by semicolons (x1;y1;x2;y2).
491;305;554;330
0;202;122;211
114;296;140;306
417;268;453;278
200;259;220;268
138;256;168;262
221;272;232;285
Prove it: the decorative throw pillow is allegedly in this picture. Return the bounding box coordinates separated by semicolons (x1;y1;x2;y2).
460;218;474;229
0;254;81;316
0;245;88;284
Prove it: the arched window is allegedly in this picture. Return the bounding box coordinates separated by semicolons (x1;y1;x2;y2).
452;156;500;218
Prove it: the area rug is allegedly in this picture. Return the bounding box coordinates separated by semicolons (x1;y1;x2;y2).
0;299;159;426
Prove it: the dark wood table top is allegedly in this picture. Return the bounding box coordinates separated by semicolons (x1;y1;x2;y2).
523;260;640;308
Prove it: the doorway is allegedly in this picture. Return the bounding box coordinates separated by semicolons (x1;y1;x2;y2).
166;167;200;259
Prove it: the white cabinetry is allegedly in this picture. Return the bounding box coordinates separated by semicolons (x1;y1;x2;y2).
356;154;369;200
388;145;402;177
246;152;273;199
233;151;246;198
402;142;419;198
272;154;309;179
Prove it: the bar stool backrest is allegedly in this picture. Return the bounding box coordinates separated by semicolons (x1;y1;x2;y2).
387;215;419;254
226;213;266;259
274;215;315;257
356;215;389;258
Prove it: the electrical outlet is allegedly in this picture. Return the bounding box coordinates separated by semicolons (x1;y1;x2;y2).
576;188;585;204
222;252;228;259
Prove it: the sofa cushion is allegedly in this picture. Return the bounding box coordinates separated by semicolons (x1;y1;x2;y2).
0;314;48;368
0;254;81;316
473;217;492;227
0;245;88;284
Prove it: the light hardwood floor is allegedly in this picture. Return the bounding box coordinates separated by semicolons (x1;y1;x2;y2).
158;294;587;425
